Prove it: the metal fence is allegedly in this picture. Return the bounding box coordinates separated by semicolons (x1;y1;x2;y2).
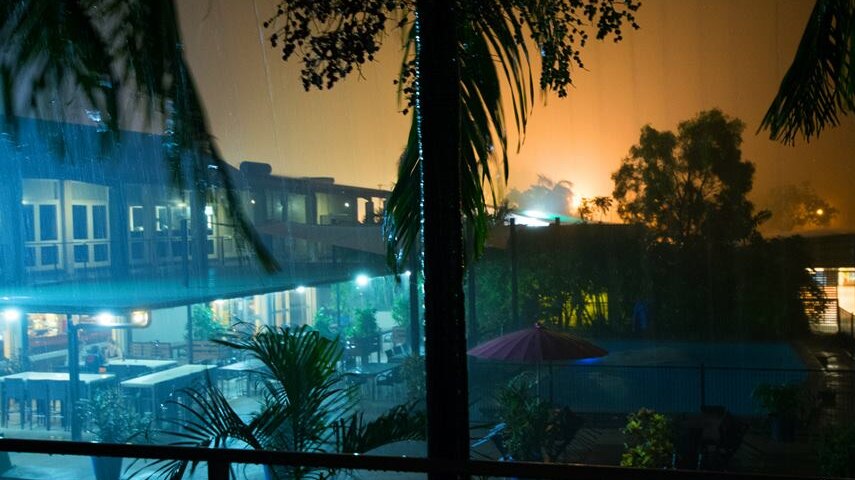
471;361;855;420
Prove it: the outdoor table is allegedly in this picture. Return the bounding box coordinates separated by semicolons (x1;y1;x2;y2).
342;363;399;400
120;364;216;417
105;359;177;379
217;358;267;397
0;371;116;428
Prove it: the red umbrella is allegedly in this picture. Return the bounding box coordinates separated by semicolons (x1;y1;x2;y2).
467;324;607;401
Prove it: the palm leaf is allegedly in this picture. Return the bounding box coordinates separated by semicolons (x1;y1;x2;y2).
760;0;855;144
383;4;534;271
0;0;279;272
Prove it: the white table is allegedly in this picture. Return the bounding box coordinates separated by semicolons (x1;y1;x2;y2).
121;364;216;416
343;363;399;399
0;371;116;428
0;372;115;384
106;359;177;379
218;359;267;397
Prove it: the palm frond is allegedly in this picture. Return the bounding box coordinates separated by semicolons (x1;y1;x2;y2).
337;402;426;454
760;0;855;144
383;3;534;271
0;0;279;271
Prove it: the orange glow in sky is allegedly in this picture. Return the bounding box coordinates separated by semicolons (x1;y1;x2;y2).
179;0;855;228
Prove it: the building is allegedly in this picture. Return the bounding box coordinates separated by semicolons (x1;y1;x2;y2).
0;117;390;366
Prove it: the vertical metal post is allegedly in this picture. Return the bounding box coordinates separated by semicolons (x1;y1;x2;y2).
186;305;194;364
207;460;229;480
417;1;469;477
19;311;29;371
510;218;519;330
67;316;81;441
409;251;420;355
181;219;190;288
467;261;477;348
699;363;706;409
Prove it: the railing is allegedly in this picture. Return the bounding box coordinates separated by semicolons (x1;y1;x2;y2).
0;438;823;480
470;362;855;420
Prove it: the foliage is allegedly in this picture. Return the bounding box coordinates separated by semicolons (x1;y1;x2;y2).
762;182;838;232
263;0;640;269
189;304;225;341
400;354;426;403
612;109;769;248
496;373;579;462
506;176;575;218
336;402;426;454
752;383;811;420
391;295;409;328
312;306;337;339
78;389;150;444
577;196;613;223
140;324;424;479
348;308;379;340
816;423;855;478
760;0;855;145
620;408;673;469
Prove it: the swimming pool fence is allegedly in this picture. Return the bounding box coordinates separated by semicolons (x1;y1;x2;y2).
470;362;855;419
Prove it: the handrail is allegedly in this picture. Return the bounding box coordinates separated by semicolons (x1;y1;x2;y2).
0;438;827;480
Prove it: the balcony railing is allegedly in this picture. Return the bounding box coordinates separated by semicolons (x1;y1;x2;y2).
0;438;822;480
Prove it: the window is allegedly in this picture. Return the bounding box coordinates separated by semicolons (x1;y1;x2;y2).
129;206;145;232
39;205;58;241
92;205;107;239
72;205;88;240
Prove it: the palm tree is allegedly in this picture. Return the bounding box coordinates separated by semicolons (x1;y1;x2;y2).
137;324;425;479
760;0;855;144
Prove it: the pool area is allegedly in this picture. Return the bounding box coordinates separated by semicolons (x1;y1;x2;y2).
473;339;810;416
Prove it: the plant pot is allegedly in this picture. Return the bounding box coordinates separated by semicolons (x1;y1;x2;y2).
770;415;796;442
91;456;123;480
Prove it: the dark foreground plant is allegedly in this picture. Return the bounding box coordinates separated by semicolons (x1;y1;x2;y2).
135;324;424;479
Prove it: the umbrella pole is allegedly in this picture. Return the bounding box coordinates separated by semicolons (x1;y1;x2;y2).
549;363;554;404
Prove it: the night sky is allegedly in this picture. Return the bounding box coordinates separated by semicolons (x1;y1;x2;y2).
177;0;855;228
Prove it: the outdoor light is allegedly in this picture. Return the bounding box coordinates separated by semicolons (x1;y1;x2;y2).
204;205;214;216
77;310;151;328
250;199;256;204
344;202;350;208
213;299;225;305
96;312;116;326
403;270;412;277
296;286;306;293
816;208;825;216
355;274;370;287
130;310;150;327
2;308;21;322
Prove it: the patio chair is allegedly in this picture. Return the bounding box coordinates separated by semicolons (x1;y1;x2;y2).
470;422;509;460
2;379;26;428
46;380;69;430
26;380;50;430
704;413;748;471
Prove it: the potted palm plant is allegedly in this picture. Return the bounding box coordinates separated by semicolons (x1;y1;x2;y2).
138;324;425;480
78;389;151;480
752;383;809;442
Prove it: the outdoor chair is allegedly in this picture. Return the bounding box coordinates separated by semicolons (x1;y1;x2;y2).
673;425;704;469
46;380;68;430
704;413;749;471
470;422;509;460
26;380;50;430
2;379;26;428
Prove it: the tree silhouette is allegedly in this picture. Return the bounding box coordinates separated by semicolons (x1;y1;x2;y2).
507;175;575;218
612;109;769;248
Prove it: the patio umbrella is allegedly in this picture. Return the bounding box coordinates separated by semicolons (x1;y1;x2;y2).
467;323;607;402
